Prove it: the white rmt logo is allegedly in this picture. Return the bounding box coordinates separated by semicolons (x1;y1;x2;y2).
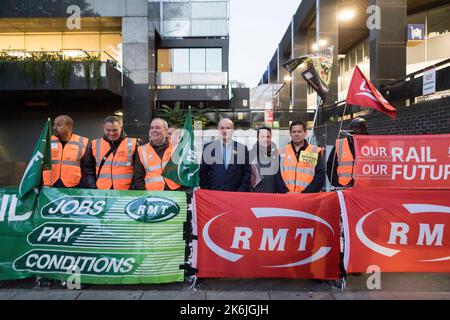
356;80;378;102
203;208;334;268
355;80;389;105
356;204;450;262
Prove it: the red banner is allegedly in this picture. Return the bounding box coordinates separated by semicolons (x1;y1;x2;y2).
340;188;450;273
353;134;450;189
193;190;341;280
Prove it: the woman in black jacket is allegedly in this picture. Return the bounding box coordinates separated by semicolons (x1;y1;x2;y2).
249;126;288;193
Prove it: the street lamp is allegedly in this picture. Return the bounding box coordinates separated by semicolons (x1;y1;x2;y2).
339;8;356;21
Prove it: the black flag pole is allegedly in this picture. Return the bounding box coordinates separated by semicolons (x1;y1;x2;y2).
329;102;350;188
308;96;324;145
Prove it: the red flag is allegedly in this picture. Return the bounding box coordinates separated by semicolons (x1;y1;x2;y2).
346;66;397;119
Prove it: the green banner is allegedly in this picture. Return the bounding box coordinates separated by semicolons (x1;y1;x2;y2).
0;187;38;280
0;187;187;284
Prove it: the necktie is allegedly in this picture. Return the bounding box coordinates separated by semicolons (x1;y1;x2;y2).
223;144;228;170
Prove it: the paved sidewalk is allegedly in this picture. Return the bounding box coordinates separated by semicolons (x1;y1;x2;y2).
1;288;450;300
1;273;449;300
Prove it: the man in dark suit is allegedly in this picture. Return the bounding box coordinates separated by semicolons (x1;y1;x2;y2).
200;118;251;192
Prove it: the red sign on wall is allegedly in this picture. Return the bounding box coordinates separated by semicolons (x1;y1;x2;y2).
340;188;450;273
264;110;274;123
353;134;450;189
193;190;341;280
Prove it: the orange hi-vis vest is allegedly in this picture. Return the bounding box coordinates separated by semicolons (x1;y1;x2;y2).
335;138;354;186
43;134;88;187
137;143;181;191
280;143;319;193
92;137;137;190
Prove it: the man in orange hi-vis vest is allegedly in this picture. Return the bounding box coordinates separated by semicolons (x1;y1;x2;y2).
279;120;325;193
43;115;94;189
327;117;369;188
84;116;138;190
132;118;181;191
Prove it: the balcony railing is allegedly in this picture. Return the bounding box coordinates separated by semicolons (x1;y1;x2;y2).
156;72;228;87
0;50;122;95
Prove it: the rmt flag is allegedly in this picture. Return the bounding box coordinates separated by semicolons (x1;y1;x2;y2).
18;118;52;199
346;66;397;119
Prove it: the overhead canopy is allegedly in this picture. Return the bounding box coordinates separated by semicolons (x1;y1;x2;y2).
250;83;285;110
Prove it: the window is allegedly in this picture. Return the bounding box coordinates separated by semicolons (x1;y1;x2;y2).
163;2;190;19
0;31;122;64
157;49;172;72
163;20;190;37
191;20;228;36
27;33;63;51
191;2;227;18
173;49;189;72
157;48;222;73
206;48;222;72
161;1;229;37
190;48;206;72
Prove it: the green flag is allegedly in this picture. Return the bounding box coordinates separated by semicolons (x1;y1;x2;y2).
18;118;52;199
162;109;199;188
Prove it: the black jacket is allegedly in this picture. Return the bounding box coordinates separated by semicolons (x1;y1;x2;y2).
249;142;288;193
200;140;251;192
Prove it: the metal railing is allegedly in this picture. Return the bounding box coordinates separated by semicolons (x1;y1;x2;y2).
381;57;450;103
154;106;314;129
321;57;450;120
0;49;122;70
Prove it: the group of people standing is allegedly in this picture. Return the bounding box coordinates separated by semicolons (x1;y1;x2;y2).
199;118;325;194
43;115;182;191
44;114;367;193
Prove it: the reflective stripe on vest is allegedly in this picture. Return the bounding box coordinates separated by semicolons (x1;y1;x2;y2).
336;138;354;186
42;134;88;188
280;143;318;193
93;137;137;190
138;143;181;191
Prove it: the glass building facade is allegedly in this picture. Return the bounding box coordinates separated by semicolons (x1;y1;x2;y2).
150;0;229;38
157;48;222;73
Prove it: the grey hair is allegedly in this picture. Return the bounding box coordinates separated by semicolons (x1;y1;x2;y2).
151;117;169;129
218;118;234;129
